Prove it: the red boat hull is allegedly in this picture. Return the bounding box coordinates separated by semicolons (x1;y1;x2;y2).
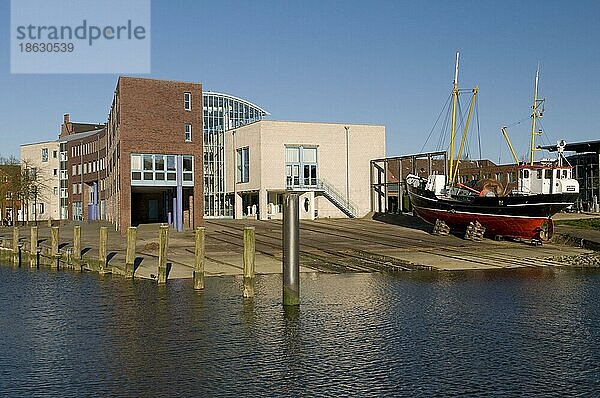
414;206;550;240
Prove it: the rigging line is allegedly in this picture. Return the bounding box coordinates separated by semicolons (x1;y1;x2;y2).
419;94;452;153
455;97;466;158
436;99;452;152
505;116;530;128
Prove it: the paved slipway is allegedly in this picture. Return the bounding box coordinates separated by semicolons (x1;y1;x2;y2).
2;213;598;279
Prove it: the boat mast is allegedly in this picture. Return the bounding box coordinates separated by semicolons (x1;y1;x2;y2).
451;86;478;184
449;51;460;182
529;64;543;165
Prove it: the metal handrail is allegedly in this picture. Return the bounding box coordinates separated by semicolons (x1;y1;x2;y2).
286;178;358;217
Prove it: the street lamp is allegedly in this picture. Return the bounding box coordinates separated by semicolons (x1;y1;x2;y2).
344;126;350;205
32;185;38;226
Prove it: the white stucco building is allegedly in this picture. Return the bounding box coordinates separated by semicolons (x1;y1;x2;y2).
225;120;385;220
20;140;61;222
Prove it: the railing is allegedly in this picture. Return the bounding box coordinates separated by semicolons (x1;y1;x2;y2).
286;178;358;218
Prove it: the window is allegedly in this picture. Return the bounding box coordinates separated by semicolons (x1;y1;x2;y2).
183;156;194;181
73;184;77;194
53;187;58;195
537;169;543;179
52;150;57;159
41;148;48;162
184;92;191;111
285;147;300;163
286;145;318;187
185;124;192;142
236;147;249;183
77;164;81;175
544;169;552;179
78;183;82;194
53;169;58;176
39;203;45;215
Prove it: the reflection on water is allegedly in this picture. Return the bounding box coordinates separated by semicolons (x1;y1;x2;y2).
1;266;599;396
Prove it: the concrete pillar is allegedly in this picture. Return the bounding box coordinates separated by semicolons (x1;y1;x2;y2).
157;225;169;283
30;226;38;268
99;226;108;274
125;227;137;278
172;191;176;228
243;226;255;298
51;226;59;269
176;156;183;232
193;226;205;290
12;227;19;266
73;225;81;269
283;193;300;306
235;192;243;220
258;189;268;220
597;153;600;211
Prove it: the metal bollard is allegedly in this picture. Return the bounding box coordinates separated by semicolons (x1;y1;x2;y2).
283;193;300;306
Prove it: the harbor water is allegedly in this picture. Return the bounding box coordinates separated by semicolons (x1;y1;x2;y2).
1;266;599;396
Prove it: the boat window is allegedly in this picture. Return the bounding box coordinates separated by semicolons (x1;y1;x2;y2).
562;170;568;179
544;169;552;179
537;169;543;179
522;169;529;179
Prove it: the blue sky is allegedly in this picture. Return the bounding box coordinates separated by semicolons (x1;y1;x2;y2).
1;0;599;162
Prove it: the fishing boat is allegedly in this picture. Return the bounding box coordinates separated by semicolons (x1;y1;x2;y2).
406;53;579;242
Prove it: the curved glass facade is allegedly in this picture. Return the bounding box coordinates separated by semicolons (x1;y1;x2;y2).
203;92;268;218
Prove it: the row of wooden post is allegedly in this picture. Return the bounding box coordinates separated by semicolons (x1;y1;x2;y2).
0;224;257;296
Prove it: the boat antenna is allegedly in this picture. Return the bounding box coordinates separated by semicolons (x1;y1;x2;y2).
449;51;459;183
529;62;545;165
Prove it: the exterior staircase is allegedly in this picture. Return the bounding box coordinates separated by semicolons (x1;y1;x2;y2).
287;178;358;218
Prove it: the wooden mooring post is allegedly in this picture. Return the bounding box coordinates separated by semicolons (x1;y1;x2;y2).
243;226;255;298
12;227;19;266
99;226;108;274
73;225;81;270
125;227;137;278
193;226;205;290
157;225;169;284
30;226;38;268
50;226;60;269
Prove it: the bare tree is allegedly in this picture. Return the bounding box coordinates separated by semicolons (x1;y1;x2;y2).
20;158;54;225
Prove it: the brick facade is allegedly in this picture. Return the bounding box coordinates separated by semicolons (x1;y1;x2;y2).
106;77;203;232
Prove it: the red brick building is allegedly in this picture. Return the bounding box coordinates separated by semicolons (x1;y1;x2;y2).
58;76;203;233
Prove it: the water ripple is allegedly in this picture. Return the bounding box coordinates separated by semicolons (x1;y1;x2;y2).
0;267;599;396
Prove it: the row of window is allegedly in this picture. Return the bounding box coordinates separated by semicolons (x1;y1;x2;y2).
130;154;194;182
71;159;105;176
41;148;58;162
71;141;99;158
519;169;571;180
235;146;320;186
